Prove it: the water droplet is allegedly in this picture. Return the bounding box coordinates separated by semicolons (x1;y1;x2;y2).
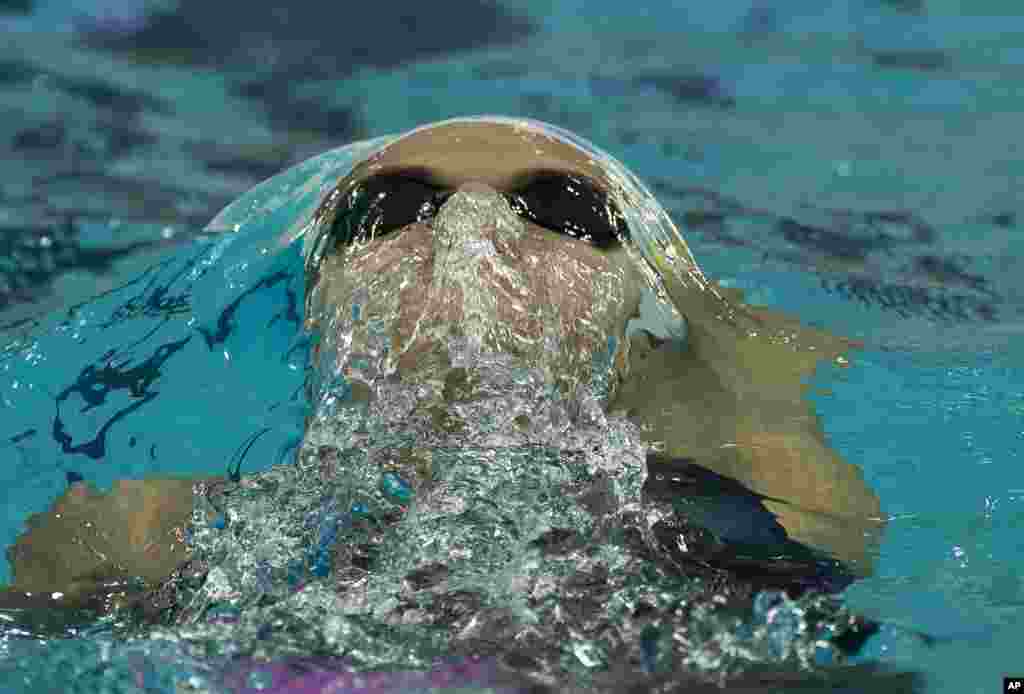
381;471;412;503
247;668;274;690
572;639;604;668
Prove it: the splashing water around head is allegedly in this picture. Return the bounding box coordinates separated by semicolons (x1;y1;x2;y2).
0;117;908;693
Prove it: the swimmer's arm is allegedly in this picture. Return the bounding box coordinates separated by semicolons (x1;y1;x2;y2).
642;454;857;594
3;475;219;627
615;272;884;575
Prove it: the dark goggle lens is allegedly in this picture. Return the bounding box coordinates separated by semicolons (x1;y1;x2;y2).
331;176;450;246
331;171;628;250
506;173;629;250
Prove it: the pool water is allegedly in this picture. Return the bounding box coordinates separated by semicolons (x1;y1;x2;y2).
722;269;1024;691
2;0;1023;692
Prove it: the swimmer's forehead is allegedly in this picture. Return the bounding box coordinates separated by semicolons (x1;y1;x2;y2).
350;121;611;188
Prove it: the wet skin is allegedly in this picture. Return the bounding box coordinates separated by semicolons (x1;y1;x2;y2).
307;120;883;573
1;120;883;626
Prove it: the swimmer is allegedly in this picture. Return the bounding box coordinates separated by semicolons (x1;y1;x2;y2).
2;118;884;642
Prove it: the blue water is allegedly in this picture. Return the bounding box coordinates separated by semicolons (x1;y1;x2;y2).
2;0;1023;691
722;269;1024;690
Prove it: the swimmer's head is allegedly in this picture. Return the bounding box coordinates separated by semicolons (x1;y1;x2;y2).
304;120;649;414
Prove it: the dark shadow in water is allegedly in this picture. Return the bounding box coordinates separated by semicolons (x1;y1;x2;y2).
76;0;535;144
77;0;535;75
0;218;185;311
632;72;737;109
0;0;31;14
647;179;1002;323
870;49;950;72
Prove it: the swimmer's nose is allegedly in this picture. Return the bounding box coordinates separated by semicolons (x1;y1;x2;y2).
453;181;500;197
432;180;523;252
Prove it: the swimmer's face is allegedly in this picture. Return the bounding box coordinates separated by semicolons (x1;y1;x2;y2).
307;121;644;403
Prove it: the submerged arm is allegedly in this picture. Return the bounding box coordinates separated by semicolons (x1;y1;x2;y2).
614;264;884;575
